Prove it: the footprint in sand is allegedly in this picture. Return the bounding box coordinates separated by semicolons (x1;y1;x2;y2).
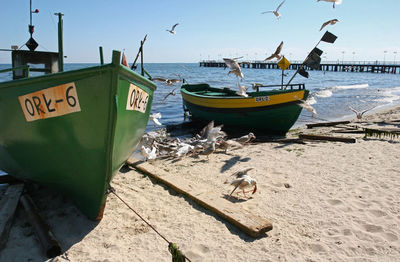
309;243;326;253
327;199;343;206
342;228;352;236
184;244;210;260
368;209;387;217
363;224;383;233
383;232;398;242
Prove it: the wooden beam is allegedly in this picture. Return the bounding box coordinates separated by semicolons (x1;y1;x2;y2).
299;134;356;143
306;121;351;129
0;183;24;251
127;157;273;237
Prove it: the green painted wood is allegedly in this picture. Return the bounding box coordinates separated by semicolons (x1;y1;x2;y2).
0;57;156;220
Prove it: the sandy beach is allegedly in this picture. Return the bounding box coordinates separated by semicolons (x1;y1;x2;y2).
1;105;400;262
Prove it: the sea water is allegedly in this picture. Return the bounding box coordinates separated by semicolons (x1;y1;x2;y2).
1;63;400;134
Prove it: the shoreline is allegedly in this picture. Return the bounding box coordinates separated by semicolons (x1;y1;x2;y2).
1;104;399;261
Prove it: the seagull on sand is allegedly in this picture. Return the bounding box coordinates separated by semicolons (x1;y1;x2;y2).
223;58;244;79
217;139;243;153
265;41;284;61
232;132;256;144
150;112;162;126
141;145;157;161
162;87;178;101
320;19;339;31
166;23;179;34
224;168;257;198
348;105;375;120
200;142;216;160
317;0;342;9
261;0;286;19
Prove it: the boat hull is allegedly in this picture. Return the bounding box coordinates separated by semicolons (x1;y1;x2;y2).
181;84;308;135
0;55;156;219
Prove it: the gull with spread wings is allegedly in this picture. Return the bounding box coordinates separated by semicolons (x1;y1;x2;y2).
348;105;375;120
262;0;286;19
223;57;244;79
166;23;179;34
265;41;284;61
320;19;339;31
162;87;178;101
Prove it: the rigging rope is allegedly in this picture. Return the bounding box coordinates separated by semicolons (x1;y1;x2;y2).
108;187;191;262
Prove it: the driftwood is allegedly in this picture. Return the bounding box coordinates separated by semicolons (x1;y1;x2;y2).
255;137;306;144
0;183;24;251
332;130;365;134
127;157;273;237
20;194;62;258
306;121;351;129
299;134;356;143
364;127;400;139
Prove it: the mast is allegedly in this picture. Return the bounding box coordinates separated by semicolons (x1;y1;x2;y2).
27;0;39;51
54;12;64;72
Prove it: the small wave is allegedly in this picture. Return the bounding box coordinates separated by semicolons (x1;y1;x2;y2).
307;97;317;105
332;83;369;90
314;89;333;98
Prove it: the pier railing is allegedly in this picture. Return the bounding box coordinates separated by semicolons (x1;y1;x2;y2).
199;60;400;74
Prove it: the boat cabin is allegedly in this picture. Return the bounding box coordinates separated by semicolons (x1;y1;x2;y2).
11;50;59;80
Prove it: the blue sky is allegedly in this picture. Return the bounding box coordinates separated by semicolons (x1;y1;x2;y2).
1;0;399;63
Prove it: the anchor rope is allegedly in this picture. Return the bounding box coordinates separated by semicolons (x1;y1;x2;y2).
108;187;191;262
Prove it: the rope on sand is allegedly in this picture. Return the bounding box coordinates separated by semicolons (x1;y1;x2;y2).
107;187;191;262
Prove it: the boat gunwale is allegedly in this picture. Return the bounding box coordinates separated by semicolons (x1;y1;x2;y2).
0;62;157;91
180;83;306;100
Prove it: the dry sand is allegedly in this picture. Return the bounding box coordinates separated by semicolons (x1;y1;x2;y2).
1;106;400;262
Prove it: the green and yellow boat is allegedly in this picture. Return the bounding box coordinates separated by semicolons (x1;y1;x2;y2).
181;83;309;135
0;12;156;220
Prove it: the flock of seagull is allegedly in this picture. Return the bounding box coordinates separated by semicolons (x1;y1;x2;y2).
139;121;258;199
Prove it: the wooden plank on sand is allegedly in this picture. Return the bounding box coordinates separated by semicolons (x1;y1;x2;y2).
127;157;273;237
0;183;24;251
306;121;351;129
299;134;356;143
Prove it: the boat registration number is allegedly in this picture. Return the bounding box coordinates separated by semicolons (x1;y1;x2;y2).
18;82;81;122
255;96;270;102
126;83;149;113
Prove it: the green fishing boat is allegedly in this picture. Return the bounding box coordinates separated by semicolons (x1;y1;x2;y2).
181;83;309;135
0;11;155;220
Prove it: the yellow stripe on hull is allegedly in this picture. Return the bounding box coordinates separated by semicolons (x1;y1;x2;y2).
181;90;307;109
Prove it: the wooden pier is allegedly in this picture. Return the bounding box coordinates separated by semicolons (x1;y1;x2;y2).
199;60;400;74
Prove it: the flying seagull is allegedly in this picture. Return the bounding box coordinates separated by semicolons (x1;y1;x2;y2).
224;168;257;198
294;95;317;116
317;0;342;9
265;41;284;61
320;19;339;31
262;0;286;19
348;105;375;120
152;77;181;86
166;23;179;34
223;58;244;79
162;87;178;101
